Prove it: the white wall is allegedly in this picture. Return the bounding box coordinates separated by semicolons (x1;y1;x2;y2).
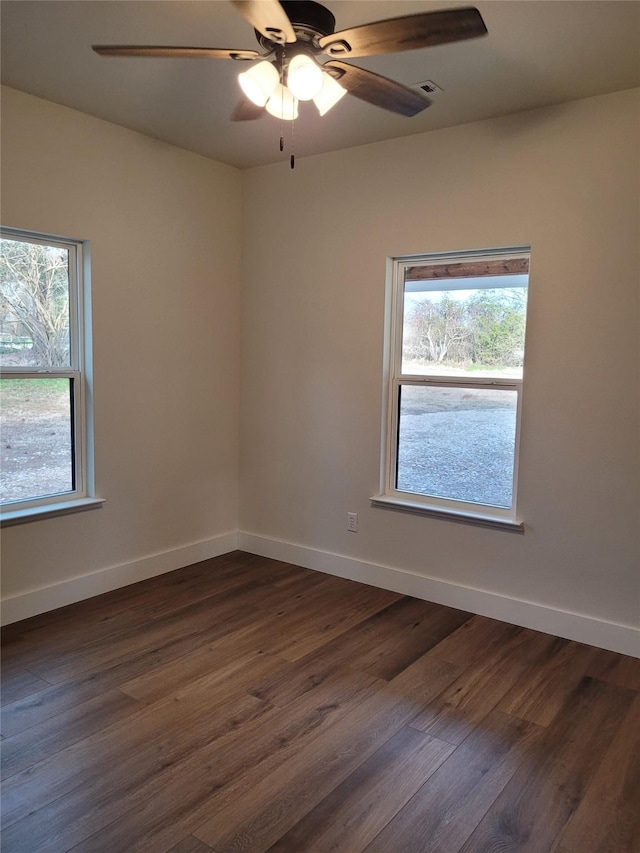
2;85;638;654
1;87;242;616
240;89;640;648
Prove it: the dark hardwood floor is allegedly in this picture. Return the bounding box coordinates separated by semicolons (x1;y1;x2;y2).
1;550;638;852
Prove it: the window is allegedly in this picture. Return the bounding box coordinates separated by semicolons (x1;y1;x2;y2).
0;228;99;522
374;247;530;528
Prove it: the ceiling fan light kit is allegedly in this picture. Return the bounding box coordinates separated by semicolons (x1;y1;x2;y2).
286;53;324;100
239;52;347;117
238;60;279;106
93;0;488;158
313;70;348;115
265;82;299;120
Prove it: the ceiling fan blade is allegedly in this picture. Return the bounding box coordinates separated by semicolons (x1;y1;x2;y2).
324;61;431;117
231;0;296;44
92;45;260;60
319;7;487;58
231;98;265;121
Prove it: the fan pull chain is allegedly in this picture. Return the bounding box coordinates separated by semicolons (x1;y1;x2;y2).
274;48;295;168
279;47;286;155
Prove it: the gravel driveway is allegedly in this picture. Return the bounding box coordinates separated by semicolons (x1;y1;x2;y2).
397;385;517;508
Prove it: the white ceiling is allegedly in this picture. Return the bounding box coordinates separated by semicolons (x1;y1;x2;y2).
2;1;639;169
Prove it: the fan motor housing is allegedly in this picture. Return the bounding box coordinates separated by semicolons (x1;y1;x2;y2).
256;1;336;49
281;1;336;34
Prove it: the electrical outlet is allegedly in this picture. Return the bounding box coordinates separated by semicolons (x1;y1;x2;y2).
347;512;358;532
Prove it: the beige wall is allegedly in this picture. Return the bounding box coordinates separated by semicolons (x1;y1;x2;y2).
1;87;242;601
2;85;638;640
240;88;640;629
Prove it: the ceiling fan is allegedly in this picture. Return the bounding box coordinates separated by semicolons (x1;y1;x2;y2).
93;0;488;122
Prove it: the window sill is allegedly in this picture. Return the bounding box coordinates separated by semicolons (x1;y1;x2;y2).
370;494;524;533
0;497;105;527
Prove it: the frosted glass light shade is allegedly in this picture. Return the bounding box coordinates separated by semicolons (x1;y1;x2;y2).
238;61;279;107
286;54;324;101
313;72;347;116
265;84;299;120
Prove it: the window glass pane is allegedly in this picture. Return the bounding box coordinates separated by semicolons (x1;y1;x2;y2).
402;276;528;379
0;378;74;503
0;238;71;368
396;385;517;508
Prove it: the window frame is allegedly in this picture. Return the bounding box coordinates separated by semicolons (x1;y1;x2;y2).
373;246;530;530
0;227;101;524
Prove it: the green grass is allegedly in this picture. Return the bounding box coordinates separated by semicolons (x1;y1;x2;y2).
1;377;69;390
0;378;70;406
465;363;511;372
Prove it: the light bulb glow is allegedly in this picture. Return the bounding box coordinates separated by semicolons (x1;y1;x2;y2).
238;61;279;107
313;72;347;116
265;84;299;120
286;54;324;101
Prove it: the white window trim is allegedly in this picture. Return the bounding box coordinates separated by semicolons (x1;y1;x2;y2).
372;246;530;531
0;227;101;525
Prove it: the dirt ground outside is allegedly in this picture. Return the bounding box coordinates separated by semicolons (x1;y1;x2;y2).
0;379;73;503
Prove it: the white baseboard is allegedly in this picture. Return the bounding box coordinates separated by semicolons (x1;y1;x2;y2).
1;532;238;626
238;532;640;658
4;529;637;658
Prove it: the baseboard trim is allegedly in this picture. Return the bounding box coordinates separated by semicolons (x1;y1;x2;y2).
1;532;239;625
4;529;637;657
239;532;640;658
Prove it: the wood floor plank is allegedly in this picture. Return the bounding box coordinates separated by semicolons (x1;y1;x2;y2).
1;653;281;829
42;665;384;852
62;658;454;853
0;617;269;738
24;576;281;684
457;676;635;853
1;687;142;780
262;584;402;662
2;581;315;739
0;562;373;691
192;656;461;853
266;725;454;853
249;654;356;707
130;555;309;621
1;552;637;853
1;688;270;848
410;624;539;744
294;596;472;682
586;647;640;691
0;553;261;658
497;635;596;727
555;692;640;852
364;708;542;853
426;614;524;666
0;667;52;707
167;837;215;853
119;642;285;703
14;559;323;688
350;603;472;681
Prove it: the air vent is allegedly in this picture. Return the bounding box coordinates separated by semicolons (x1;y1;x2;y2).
415;80;443;95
